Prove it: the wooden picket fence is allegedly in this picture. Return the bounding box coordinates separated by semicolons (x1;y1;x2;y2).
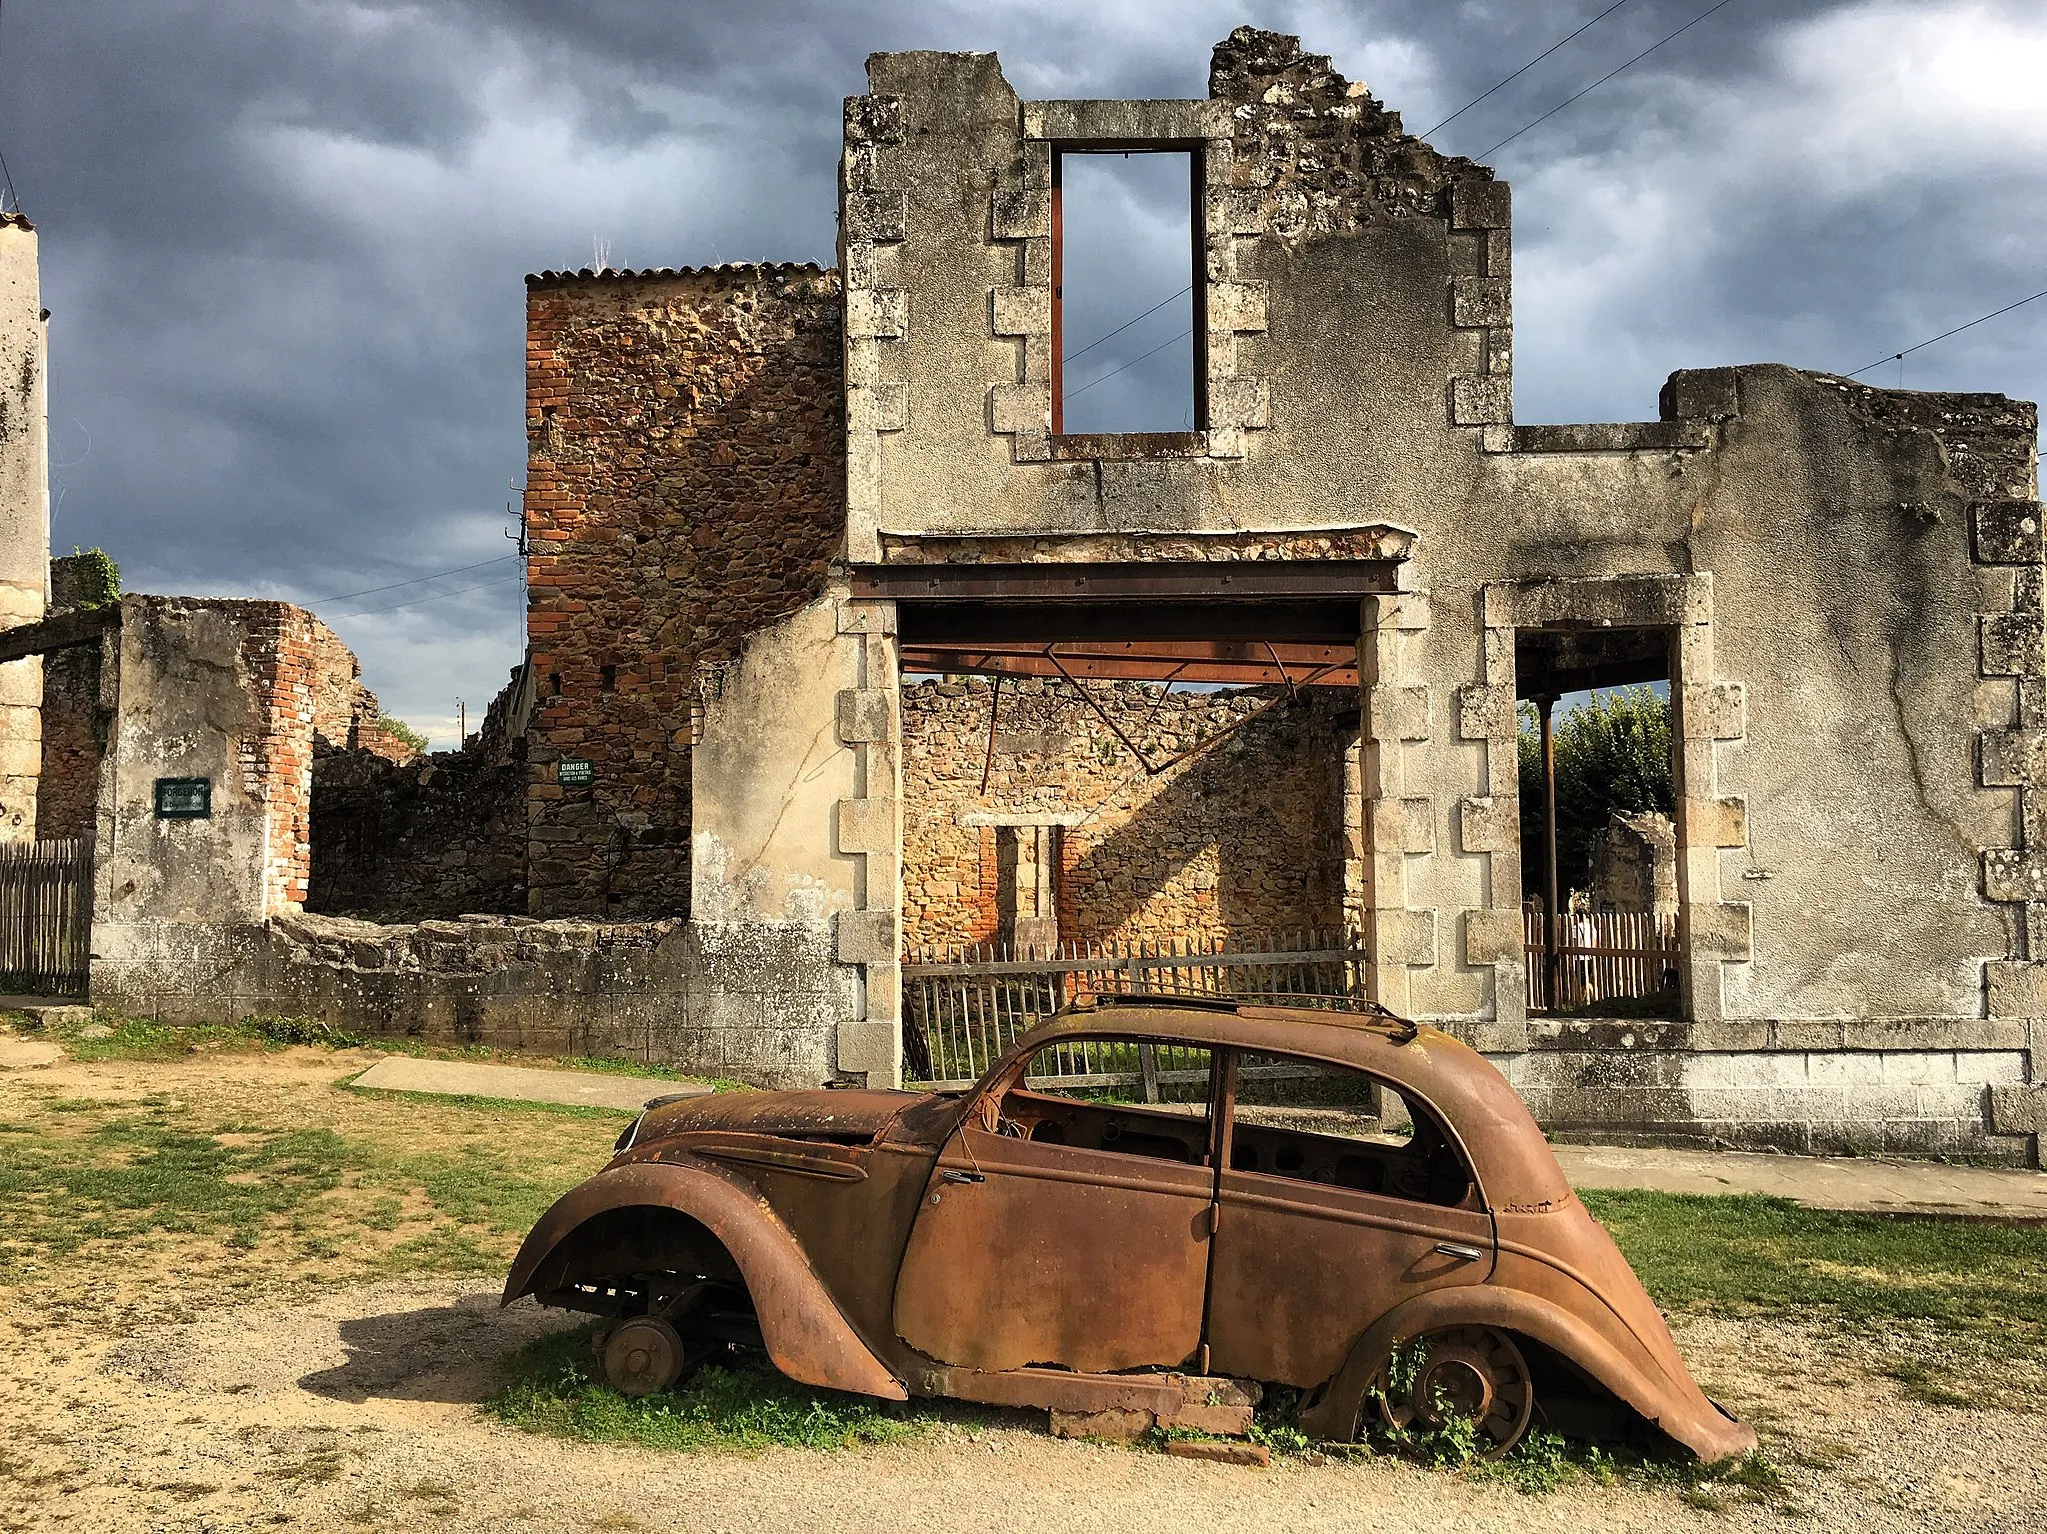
0;837;91;997
900;929;1368;1089
1524;908;1679;1014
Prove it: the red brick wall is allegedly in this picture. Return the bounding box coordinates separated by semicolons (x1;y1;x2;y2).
236;606;322;913
522;265;846;917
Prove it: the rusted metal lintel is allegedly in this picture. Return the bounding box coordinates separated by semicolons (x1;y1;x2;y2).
900;598;1363;647
0;604;118;664
901;639;1358;687
851;561;1397;602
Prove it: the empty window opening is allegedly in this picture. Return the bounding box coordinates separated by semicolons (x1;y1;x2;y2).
1515;629;1680;1018
1053;150;1201;437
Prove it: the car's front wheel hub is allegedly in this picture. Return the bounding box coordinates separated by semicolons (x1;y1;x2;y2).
603;1315;686;1397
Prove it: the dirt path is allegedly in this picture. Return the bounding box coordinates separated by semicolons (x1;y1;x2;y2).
0;1277;2038;1534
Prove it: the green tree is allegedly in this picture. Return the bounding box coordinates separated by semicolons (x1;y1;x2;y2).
1518;687;1673;902
380;717;430;756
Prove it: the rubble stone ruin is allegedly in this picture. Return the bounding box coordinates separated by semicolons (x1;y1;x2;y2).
9;28;2047;1162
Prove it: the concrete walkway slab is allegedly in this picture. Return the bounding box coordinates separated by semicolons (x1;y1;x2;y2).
350;1056;713;1113
1554;1142;2047;1221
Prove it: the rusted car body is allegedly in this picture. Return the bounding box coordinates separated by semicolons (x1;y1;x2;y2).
505;997;1754;1459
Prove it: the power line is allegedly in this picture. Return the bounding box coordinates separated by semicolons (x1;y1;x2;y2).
1473;0;1742;161
1065;285;1193;366
1066;326;1195;402
0;0;18;215
301;552;521;607
1845;286;2047;379
334;573;525;619
1421;0;1637;138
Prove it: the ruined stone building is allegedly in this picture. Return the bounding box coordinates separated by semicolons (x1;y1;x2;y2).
508;25;2046;1159
19;28;2047;1163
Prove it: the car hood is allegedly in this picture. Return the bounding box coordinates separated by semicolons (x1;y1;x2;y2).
637;1088;929;1145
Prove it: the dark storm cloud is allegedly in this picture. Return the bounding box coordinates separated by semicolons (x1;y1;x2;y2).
2;1;2040;743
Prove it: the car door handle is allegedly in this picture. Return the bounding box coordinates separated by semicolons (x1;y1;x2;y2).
1434;1242;1485;1263
940;1169;985;1184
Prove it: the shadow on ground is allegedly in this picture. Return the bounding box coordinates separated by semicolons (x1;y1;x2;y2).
298;1292;569;1405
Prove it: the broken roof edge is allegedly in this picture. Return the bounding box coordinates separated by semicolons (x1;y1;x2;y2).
875;521;1420;547
524;261;838;288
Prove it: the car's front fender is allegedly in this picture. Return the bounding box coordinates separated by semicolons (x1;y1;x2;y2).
1297;1284;1755;1462
503;1156;907;1401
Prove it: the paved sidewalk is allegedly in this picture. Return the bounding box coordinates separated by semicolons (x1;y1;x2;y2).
350;1056;712;1113
1554;1142;2047;1220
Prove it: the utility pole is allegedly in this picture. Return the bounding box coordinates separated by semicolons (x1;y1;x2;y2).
459;699;467;743
1538;694;1561;1011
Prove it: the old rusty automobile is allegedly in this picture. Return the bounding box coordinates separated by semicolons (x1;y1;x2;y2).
504;996;1754;1459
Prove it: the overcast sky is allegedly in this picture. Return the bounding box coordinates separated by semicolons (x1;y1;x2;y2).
3;0;2041;747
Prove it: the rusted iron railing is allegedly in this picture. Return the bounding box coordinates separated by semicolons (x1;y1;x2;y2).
1523;908;1679;1015
0;838;92;997
901;930;1368;1090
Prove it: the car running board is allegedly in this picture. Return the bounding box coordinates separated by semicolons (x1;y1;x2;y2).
928;1365;1260;1437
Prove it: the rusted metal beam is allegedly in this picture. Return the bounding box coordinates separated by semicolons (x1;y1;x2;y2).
1539;694;1561;1012
0;604;119;664
900;598;1364;646
900;639;1358;687
851;561;1398;602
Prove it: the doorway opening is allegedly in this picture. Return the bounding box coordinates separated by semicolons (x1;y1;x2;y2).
1515;627;1681;1017
863;564;1391;1084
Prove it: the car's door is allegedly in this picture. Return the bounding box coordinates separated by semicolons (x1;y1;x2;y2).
892;1035;1217;1375
1203;1049;1495;1388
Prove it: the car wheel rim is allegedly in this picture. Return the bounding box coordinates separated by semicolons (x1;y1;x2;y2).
1376;1325;1534;1458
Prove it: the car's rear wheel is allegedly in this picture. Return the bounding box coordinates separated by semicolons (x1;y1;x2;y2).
602;1315;688;1397
1375;1325;1535;1458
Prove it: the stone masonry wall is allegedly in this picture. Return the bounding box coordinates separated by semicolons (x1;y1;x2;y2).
900;677;1355;952
523;265;846;918
36;644;101;841
36;554;113;839
308;667;526;919
98;912;836;1090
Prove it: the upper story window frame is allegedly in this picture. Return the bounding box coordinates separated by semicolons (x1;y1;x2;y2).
1049;141;1209;446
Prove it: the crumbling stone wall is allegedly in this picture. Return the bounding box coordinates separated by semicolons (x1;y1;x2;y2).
308;666;526;918
522;265;845;918
900;678;1354;952
33;555;114;841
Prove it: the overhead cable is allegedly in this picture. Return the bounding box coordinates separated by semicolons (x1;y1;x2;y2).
1421;0;1637;138
1472;0;1742;161
302;552;521;607
1066;326;1195;401
1845;287;2047;379
334;573;525;619
1065;285;1194;366
0;0;19;215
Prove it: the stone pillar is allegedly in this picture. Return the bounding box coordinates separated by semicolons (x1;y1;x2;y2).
0;216;48;841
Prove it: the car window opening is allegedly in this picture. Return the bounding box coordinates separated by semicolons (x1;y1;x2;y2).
1228;1050;1475;1209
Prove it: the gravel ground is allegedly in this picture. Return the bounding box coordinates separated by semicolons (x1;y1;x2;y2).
2;1279;2042;1534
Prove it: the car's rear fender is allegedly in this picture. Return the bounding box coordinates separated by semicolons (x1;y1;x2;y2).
1296;1286;1755;1462
503;1157;907;1401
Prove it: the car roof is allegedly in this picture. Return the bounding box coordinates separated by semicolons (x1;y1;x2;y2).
1015;996;1574;1211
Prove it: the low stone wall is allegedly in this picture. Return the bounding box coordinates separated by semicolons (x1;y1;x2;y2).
91;912;847;1089
1496;1023;2033;1163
